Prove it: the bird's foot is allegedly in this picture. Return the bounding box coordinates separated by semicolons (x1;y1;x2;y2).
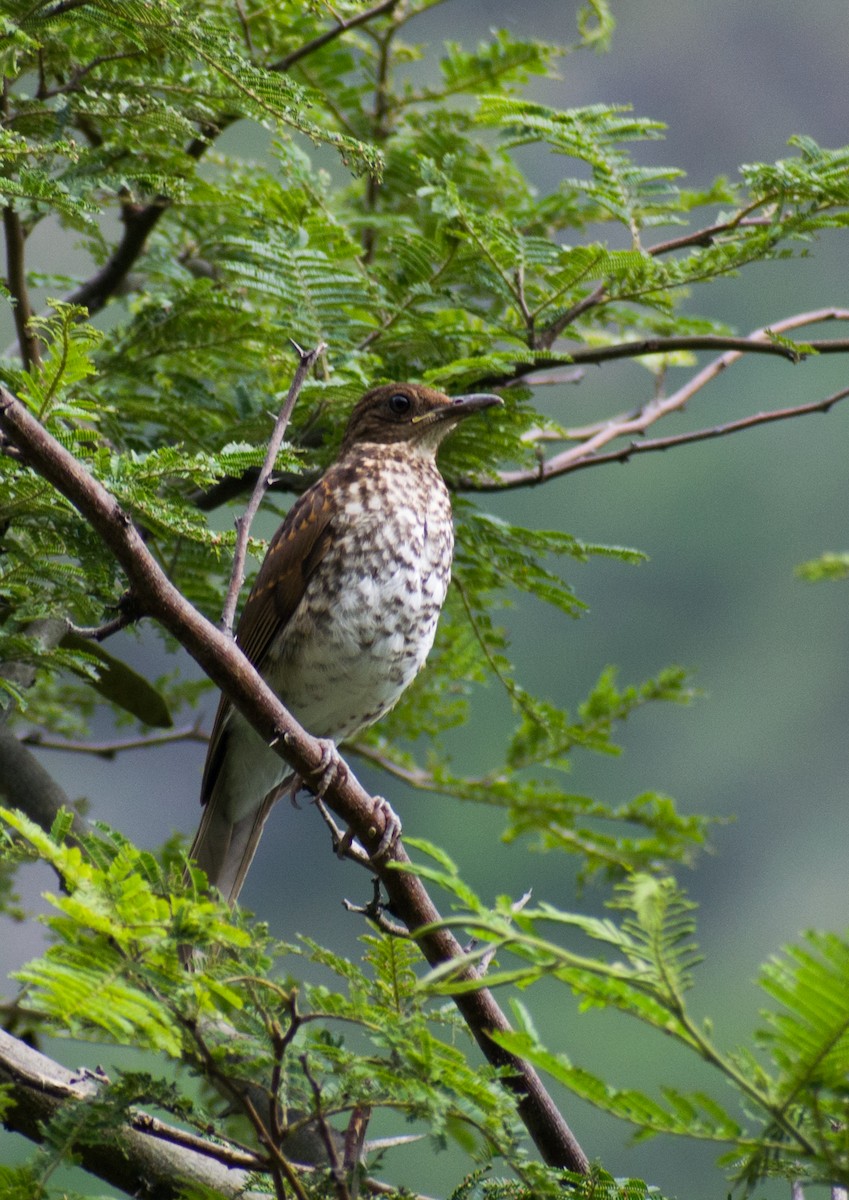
366;795;402;862
309;737;345;799
331;794;401;864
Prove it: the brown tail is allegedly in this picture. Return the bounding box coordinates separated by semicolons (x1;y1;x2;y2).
187;783;281;906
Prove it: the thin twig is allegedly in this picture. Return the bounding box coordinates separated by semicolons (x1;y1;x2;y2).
67;597;143;641
219;341;325;635
648;213;773;256
553;386;849;475
538;208;773;346
300;1054;350;1200
234;0;255;56
463;308;849;489
270;0;401;73
20;723;209;759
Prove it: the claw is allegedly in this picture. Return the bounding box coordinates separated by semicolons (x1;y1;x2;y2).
309;737;345;799
368;796;401;861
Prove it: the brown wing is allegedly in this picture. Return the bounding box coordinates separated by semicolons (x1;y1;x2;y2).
199;471;339;807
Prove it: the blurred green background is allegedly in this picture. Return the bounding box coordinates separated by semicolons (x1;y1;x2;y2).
3;2;849;1196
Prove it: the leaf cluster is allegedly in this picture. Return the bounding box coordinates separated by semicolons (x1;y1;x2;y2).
411;866;849;1188
1;2;849;1196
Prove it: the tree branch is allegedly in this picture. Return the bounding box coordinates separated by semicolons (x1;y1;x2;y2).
0;384;590;1175
0;729;92;837
220;341;325;635
464;308;849;489
556;386;849;475
270;0;403;73
3;205;41;371
20;723;208;759
0;616;94;839
65;194;172;316
478;313;849;389
0;1027;267;1200
57;2;399;320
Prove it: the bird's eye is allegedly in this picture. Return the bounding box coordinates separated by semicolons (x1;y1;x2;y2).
388;393;411;415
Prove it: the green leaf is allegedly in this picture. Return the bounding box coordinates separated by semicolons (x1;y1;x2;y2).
59;632;173;729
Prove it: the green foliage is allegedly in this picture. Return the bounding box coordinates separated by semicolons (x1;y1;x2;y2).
1;0;848;1196
2;808;549;1192
413;872;849;1187
796;551;849;581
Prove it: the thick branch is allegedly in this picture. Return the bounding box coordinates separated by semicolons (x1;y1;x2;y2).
0;616;94;838
3;206;41;370
0;384;589;1174
65;196;171;316
0;1027;266;1200
0;729;92;837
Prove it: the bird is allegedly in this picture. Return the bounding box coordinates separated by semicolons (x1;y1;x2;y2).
189;382;503;905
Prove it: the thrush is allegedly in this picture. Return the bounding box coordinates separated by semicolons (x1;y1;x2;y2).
189;382;502;904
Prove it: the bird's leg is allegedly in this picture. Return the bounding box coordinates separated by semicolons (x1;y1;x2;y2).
333;796;401;863
309;736;346;798
367;797;401;861
311;778;401;864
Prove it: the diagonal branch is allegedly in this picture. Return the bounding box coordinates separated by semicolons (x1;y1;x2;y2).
562;386;849;474
66;194;172;315
0;383;589;1175
0;1027;267;1200
220;341;325;635
271;0;403;72
464;309;849;489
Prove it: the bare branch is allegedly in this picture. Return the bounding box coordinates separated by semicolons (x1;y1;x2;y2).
220;341;325;635
0;383;590;1175
20;723;208;759
464;309;849;490
270;0;402;73
553;386;849;476
3;206;42;371
0;1027;267;1199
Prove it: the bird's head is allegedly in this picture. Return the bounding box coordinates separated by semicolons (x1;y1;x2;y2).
341;383;503;456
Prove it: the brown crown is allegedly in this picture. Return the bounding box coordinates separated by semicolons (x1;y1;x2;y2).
341;383;502;451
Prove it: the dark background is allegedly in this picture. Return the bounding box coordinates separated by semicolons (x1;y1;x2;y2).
3;2;849;1196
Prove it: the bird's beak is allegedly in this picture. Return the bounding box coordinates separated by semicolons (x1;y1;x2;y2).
450;392;504;417
410;391;503;427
